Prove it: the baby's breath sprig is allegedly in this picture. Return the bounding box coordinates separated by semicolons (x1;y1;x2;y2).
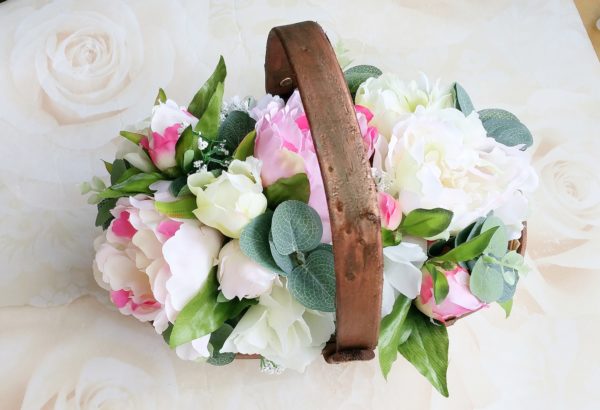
192;131;232;172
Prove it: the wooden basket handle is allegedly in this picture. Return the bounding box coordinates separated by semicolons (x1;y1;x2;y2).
264;21;383;363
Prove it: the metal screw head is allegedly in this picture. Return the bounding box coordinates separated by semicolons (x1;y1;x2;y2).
279;77;293;87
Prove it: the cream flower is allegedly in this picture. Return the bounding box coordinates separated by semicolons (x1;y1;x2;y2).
187;156;268;238
381;239;428;316
374;107;538;238
221;282;335;372
355;73;453;140
217;240;276;300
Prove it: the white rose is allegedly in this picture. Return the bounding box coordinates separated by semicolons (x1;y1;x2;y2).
217;240;276;300
356;73;453;140
188;156;268;238
375;107;538;238
381;239;428;316
221;282;335;372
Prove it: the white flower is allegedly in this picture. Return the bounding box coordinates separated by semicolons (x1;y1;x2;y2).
93;196;223;360
217;240;276;300
381;239;428;316
221;282;335;372
374;107;538;239
187;156;268;238
355;73;453;140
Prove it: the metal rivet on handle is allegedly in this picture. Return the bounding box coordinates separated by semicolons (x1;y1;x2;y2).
279;77;293;87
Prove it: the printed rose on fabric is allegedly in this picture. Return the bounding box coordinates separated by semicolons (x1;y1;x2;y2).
187;156;268;239
221;281;335;372
140;99;199;171
415;265;487;323
93;196;223;360
373;107;538;239
252;90;381;243
217;240;276;300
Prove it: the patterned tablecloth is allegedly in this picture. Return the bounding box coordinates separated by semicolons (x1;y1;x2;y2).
1;0;599;408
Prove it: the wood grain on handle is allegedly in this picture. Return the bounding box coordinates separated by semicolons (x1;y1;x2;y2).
264;21;383;363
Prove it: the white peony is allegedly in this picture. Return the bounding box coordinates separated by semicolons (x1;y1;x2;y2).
217;240;276;300
381;239;428;316
93;196;223;360
374;107;538;239
355;73;453;140
187;156;268;238
221;282;335;372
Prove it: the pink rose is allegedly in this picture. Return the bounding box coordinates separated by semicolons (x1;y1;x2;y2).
140;99;199;171
415;265;487;323
378;192;402;230
253;91;380;243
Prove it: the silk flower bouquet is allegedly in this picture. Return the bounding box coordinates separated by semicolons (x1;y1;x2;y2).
83;33;537;396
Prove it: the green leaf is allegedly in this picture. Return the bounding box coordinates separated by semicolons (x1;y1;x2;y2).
169;176;189;197
428;266;449;304
452;82;475;115
382;228;402;247
195;82;224;140
478;109;533;149
169;270;256;348
115;167;142;184
436;226;499;262
271;200;323;255
264;173;310;209
110;159;128;185
119;130;145;145
239;211;284;275
233;130;256;160
378;294;412;379
188;56;227;119
110;172;162;194
481;216;508;258
344;65;383;98
154;197;197;219
207;324;236;366
162;324;173;344
399;208;453;238
154;88;167;105
398;308;449;397
95;198;117;229
498;299;513;318
455;220;477;247
218;110;256;153
102;160;113;174
287;249;336;312
175;126;198;171
469;258;505;302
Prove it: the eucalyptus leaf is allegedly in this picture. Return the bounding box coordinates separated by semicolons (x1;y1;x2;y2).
233;130;256;160
344;65;382;98
287;249;336;312
478;108;519;123
436;226;499;263
378;294;412;379
271;200;323;255
239;211;284;275
188;56;226;119
169;176;189;197
469;258;504;303
399;208;453;238
264;173;310;209
479;108;533;149
169;270;256;348
498;273;519;303
398;308;449;397
452;82;475;115
480;216;508;257
195;81;224;140
268;233;295;275
218;110;256;153
207;324;236;366
155;197;197;219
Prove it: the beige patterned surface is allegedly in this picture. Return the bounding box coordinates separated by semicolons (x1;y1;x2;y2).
0;0;599;408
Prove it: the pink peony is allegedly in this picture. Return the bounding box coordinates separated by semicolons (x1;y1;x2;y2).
140;99;199;171
252;91;380;243
378;192;402;230
415;265;487;323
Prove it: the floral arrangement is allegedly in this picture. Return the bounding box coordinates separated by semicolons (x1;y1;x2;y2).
83;56;537;396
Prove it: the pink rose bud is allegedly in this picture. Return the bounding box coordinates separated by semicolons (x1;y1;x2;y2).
415;265;487;323
378;192;402;230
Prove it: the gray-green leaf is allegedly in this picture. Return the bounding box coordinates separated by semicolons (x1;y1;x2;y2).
481;216;508;258
239;211;284;275
469;258;505;303
218;110;256;153
344;65;383;98
207;324;236;366
452;82;475;115
478;108;533;149
271;200;323;255
287;249;336;312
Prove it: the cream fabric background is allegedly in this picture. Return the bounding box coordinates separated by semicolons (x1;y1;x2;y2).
0;0;599;408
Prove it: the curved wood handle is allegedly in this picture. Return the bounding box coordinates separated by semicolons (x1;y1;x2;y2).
264;21;383;363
